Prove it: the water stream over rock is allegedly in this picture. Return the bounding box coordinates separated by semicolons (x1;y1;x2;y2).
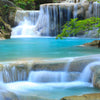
2;1;100;100
11;2;95;37
11;2;100;38
0;55;99;100
0;55;100;100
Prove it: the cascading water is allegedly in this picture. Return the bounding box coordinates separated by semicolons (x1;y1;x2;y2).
93;2;100;18
0;57;97;83
0;63;30;83
28;71;66;82
0;56;100;100
11;10;40;38
78;61;100;82
15;10;39;25
73;4;78;19
11;4;72;37
88;2;93;18
61;58;74;82
67;7;71;21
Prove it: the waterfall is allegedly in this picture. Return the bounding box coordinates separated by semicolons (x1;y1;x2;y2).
88;2;93;18
61;58;74;82
28;70;81;83
0;57;100;83
15;10;39;25
93;2;100;18
35;5;50;36
28;58;81;83
11;4;71;37
67;7;71;21
73;4;78;19
78;61;100;82
28;71;66;82
11;10;40;38
1;63;30;83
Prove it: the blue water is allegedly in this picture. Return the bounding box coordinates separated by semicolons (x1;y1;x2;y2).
0;38;100;61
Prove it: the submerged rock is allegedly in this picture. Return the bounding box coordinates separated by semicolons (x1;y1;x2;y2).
0;83;18;100
0;91;18;100
61;93;100;100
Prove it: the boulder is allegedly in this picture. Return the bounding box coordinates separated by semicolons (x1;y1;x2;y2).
83;40;100;48
91;65;100;89
61;93;100;100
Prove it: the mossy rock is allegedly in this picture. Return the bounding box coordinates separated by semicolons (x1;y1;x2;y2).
0;17;11;39
0;0;18;39
8;7;17;27
0;0;17;26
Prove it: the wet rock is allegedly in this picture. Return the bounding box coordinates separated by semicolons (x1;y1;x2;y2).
61;93;100;100
1;91;18;100
0;83;18;100
83;40;100;48
67;72;80;81
68;58;96;72
91;65;100;89
32;62;66;71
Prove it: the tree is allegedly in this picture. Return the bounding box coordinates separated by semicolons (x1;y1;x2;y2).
9;0;35;10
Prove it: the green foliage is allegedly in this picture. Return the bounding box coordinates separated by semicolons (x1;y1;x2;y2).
9;0;35;10
53;0;58;3
1;26;4;30
89;0;100;3
9;0;54;10
57;17;100;39
0;4;9;17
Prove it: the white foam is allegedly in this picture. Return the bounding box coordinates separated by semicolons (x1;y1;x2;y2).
6;81;92;92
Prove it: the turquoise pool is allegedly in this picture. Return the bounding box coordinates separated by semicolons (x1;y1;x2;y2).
0;37;100;61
